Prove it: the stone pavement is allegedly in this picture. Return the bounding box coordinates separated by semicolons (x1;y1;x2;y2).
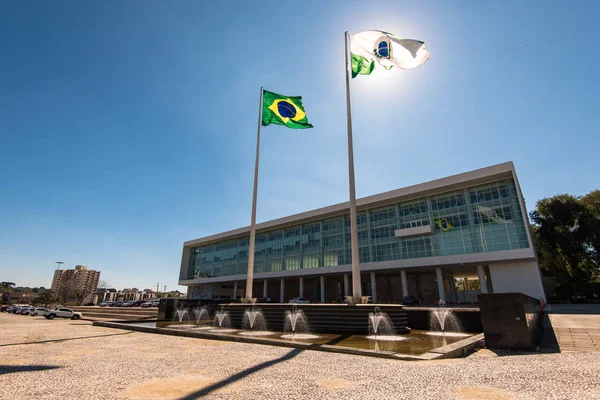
547;304;600;353
1;313;600;400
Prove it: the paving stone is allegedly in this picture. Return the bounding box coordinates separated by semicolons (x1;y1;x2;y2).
1;314;600;400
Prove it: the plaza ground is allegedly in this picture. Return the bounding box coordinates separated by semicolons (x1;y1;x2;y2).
1;313;599;399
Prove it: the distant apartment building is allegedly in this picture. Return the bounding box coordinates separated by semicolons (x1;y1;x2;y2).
51;265;100;302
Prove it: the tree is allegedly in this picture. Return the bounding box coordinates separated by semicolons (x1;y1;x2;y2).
98;280;110;289
530;192;600;284
1;282;15;292
1;282;16;304
581;190;600;217
31;290;60;308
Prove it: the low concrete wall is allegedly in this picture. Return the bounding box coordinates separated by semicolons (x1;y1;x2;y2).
405;307;482;333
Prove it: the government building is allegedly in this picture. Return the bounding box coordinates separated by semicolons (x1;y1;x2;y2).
179;162;545;304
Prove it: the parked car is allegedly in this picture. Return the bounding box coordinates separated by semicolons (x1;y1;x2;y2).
99;302;114;307
403;295;420;305
30;308;48;316
0;305;9;313
43;308;83;320
289;297;310;304
119;302;134;307
132;300;147;307
6;306;17;313
571;293;588;304
141;299;160;308
20;307;35;315
256;297;273;303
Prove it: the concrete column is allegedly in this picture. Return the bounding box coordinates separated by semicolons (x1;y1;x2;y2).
401;270;408;298
233;282;238;300
299;277;304;298
263;279;268;298
280;278;285;303
343;274;350;297
449;270;458;303
477;265;488;294
464;277;469;290
320;275;325;303
370;271;377;303
436;267;446;302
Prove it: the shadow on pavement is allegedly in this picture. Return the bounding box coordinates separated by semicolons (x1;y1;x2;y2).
177;348;303;399
540;313;560;353
0;331;134;347
0;365;61;375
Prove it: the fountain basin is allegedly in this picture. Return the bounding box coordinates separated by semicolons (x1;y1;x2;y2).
93;320;482;361
366;335;408;341
237;331;275;336
425;332;471;337
280;333;321;340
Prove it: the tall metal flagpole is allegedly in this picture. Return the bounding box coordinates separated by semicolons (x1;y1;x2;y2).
344;32;362;303
246;86;263;301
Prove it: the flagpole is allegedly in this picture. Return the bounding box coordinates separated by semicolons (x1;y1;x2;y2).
344;31;363;303
246;86;263;301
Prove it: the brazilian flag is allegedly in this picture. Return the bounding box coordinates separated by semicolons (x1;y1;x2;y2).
262;90;313;129
435;218;453;232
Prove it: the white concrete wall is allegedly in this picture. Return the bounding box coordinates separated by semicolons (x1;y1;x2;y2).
489;261;546;301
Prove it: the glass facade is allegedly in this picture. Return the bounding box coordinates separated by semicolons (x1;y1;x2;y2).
188;178;530;279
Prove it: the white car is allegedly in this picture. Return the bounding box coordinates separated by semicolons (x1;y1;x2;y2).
141;299;160;308
43;308;83;320
30;308;48;316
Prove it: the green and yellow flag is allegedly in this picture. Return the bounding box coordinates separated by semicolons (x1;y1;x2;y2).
435;218;453;231
262;90;313;129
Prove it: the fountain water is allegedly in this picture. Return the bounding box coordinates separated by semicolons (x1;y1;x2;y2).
428;308;470;337
188;306;214;330
210;306;237;333
192;306;209;324
239;307;272;336
281;305;319;340
367;307;406;342
168;307;196;328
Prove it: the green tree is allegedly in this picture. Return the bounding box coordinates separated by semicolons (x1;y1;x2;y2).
581;190;600;217
1;282;16;304
530;192;600;284
31;290;60;308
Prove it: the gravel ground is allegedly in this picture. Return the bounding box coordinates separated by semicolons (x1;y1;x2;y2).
1;313;599;400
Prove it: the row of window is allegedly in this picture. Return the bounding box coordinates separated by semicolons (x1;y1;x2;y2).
188;179;529;279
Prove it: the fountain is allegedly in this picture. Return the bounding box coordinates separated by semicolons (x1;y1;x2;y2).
281;305;319;340
192;306;209;323
428;307;470;337
366;307;406;342
168;307;197;328
239;307;273;336
189;306;213;330
209;306;237;333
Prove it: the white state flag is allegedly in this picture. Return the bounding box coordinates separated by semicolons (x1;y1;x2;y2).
478;205;512;224
350;30;429;78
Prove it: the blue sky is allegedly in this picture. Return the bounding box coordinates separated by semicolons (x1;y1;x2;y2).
1;1;599;290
